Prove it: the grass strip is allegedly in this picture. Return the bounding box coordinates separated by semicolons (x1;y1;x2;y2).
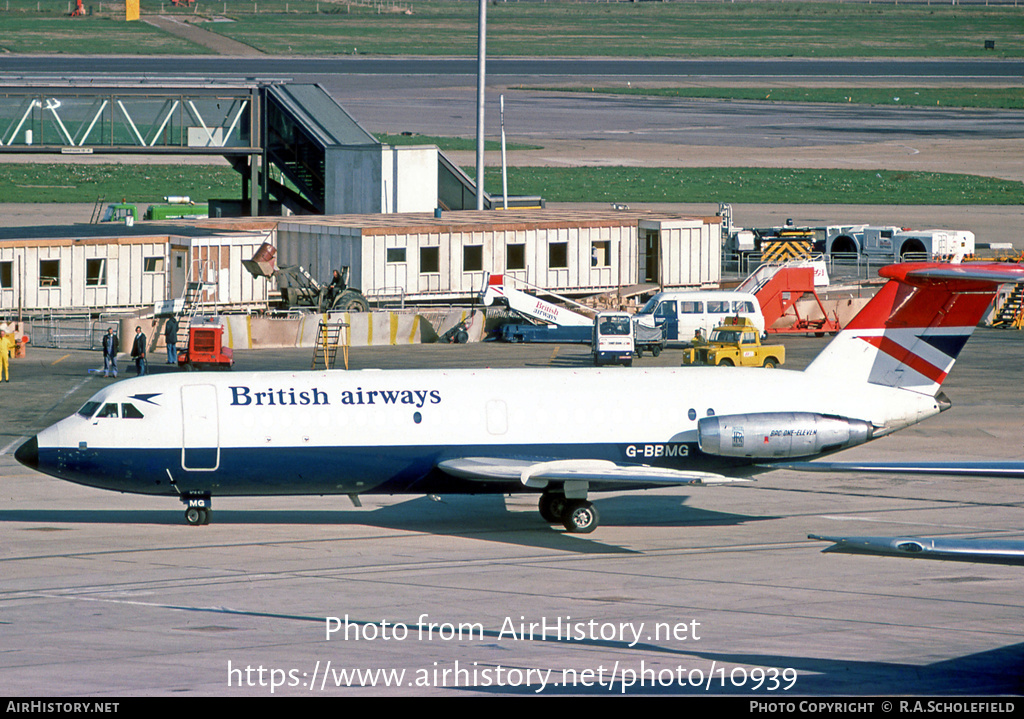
1;163;1019;205
479;167;1024;206
0;164;241;204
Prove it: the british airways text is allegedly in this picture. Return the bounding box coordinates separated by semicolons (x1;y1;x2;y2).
229;386;442;408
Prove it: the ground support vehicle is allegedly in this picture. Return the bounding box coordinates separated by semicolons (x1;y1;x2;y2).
592;312;634;366
826;225;975;262
243;243;369;312
633;316;665;357
480;273;594;344
178;320;233;371
739;262;841;336
498;324;591;344
681;317;785;368
96;199;209;224
637;289;764;344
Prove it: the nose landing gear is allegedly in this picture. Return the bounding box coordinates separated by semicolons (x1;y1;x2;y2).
181;494;212;526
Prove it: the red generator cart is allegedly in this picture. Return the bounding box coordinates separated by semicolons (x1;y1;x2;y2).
178;320;233;371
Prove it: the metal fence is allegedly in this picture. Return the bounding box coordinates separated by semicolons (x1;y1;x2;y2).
20;315;119;351
722;251;928;286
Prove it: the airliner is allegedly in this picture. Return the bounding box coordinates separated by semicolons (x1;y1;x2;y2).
14;262;1024;533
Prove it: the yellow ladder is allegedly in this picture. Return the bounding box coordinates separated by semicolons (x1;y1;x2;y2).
312;318;350;369
992;285;1024;330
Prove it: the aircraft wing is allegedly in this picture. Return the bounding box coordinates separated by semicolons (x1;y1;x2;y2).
809;534;1024;566
438;457;743;488
776;461;1024;478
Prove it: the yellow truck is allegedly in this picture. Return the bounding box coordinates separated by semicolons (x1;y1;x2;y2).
681;316;785;368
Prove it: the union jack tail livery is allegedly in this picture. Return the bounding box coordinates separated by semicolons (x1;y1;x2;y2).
806;262;1024;395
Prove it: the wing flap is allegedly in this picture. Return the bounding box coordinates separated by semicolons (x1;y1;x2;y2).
438;457;743;487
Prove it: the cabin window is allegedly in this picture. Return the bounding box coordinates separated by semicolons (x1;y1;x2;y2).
39;259;60;287
463;245;483;272
144;257;164;273
86;258;107;287
386;248;407;263
506;243;525;271
77;401;101;418
548;242;568;268
707;300;730;313
679;301;703;314
591;240;610;267
0;261;11;289
420;246;439;274
121;403;144;419
96;403;119;419
733;300;755;313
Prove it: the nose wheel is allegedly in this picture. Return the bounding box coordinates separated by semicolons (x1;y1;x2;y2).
181;495;212;526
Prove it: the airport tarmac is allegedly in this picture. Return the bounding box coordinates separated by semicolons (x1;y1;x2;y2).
1;334;1023;697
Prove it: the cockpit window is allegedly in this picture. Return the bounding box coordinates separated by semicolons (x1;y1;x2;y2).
121;403;144;419
96;403;119;419
77;401;101;419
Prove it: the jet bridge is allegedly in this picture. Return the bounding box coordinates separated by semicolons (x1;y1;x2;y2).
0;77;489;216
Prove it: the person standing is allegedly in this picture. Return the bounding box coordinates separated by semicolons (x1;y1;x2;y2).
0;329;13;383
102;326;119;378
131;326;147;376
165;316;179;365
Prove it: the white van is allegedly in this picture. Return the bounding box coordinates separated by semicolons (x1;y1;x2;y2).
637;290;764;343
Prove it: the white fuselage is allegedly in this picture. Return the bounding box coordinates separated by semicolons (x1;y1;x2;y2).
31;366;940;498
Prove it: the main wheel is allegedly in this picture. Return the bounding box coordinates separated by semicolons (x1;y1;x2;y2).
185;507;206;526
562;500;599;534
539;493;568;523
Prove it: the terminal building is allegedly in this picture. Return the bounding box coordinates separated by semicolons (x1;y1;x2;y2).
273;209;721;304
0;209;721;313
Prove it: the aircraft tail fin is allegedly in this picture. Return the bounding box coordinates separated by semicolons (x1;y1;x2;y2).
805;262;1024;395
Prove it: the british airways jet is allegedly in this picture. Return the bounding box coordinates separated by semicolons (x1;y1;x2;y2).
14;262;1024;533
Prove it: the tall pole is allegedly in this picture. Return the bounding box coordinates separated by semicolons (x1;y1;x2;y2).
500;94;508;210
475;0;486;211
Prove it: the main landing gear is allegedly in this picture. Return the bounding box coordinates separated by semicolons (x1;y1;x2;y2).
539;491;600;534
181;494;212;526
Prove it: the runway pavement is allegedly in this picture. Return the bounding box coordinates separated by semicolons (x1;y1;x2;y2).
1;334;1022;696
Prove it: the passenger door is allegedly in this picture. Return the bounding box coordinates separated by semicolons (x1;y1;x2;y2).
181;384;220;471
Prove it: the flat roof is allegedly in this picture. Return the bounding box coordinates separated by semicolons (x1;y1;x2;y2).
0;222;266;245
0;210;720;246
267;208;721;236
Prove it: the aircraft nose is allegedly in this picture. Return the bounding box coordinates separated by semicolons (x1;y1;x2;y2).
15;436;38;469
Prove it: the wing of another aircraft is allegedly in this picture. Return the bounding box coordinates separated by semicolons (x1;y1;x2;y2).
778;461;1024;478
810;534;1024;566
438;457;743;488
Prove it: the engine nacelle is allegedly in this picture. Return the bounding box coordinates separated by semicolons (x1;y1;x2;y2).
697;412;874;459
